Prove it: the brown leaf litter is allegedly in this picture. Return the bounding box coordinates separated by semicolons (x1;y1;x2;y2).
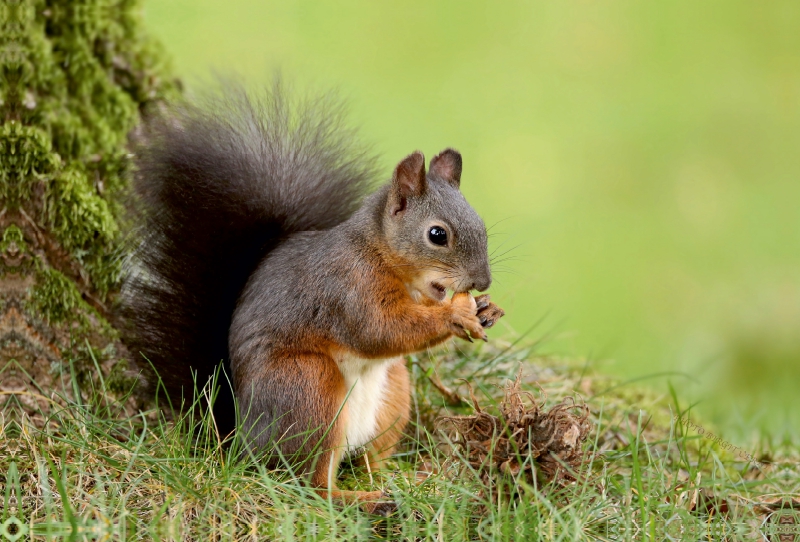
437;369;593;495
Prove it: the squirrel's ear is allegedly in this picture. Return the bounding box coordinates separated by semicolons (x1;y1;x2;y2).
390;151;426;216
429;148;462;188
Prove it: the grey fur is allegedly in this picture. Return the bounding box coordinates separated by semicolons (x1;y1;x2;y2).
231;172;490;452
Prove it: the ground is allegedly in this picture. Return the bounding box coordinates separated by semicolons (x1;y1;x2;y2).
1;339;795;541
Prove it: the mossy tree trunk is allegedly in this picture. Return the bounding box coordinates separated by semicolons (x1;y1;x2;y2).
0;0;177;416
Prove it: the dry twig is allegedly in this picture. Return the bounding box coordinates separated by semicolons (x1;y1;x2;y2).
437;369;593;495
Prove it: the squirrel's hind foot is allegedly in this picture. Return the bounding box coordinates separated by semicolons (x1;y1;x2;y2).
318;488;396;515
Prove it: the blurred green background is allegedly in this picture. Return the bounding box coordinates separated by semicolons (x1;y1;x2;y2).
143;0;800;440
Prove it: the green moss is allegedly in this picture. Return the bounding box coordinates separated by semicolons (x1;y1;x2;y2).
27;266;90;324
2;0;178;300
1;224;27;255
44;166;121;295
0;122;61;205
1;0;176;412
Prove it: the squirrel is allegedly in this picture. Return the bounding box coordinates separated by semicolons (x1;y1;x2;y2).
123;82;505;508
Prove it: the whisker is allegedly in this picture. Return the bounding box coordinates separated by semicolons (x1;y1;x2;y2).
486;217;513;233
490;256;525;267
488;223;525;257
489;244;521;261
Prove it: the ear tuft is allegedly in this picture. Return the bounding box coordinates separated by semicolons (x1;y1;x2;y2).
429;148;462;188
389;151;426;216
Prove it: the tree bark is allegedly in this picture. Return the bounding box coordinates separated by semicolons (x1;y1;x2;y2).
0;0;177;418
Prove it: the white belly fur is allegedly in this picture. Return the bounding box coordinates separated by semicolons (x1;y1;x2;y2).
337;355;394;454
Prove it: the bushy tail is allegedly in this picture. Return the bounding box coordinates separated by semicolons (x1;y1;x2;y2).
122;81;377;421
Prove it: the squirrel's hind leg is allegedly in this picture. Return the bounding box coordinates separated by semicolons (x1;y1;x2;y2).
313;358;409;515
312;440;395;514
234;350;350;482
240;349;404;513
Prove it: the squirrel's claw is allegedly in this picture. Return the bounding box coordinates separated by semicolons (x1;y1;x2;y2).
363;499;398;516
470;327;488;342
475;294;491;311
475;295;505;330
453;325;473;342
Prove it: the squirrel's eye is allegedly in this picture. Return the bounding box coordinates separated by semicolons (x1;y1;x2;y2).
428;226;448;246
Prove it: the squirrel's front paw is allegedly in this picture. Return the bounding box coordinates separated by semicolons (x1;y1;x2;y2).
474;294;505;329
450;292;486;342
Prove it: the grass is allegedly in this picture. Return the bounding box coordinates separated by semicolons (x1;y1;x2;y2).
1;339;794;541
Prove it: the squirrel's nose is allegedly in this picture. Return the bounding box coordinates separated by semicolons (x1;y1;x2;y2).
471;268;492;292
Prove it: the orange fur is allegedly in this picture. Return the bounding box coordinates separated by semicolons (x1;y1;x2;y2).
291;250;478;507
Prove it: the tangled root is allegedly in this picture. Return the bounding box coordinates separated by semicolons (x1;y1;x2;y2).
437;369;593;492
